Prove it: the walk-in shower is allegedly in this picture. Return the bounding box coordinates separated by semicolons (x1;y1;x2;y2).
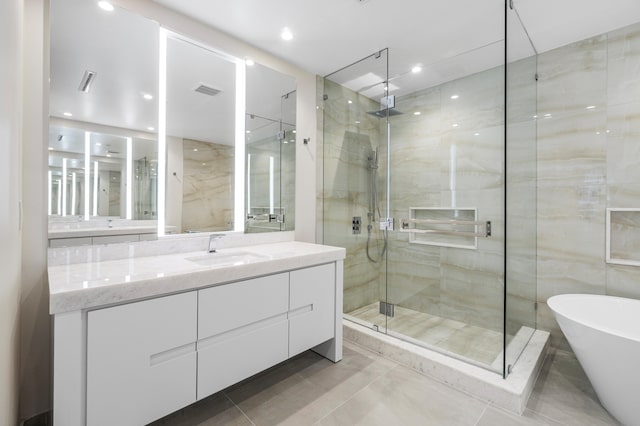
322;2;539;379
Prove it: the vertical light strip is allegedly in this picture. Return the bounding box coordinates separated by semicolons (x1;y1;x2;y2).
234;60;246;232
62;158;68;216
57;179;62;214
84;131;90;220
450;144;457;211
126;136;133;220
48;170;52;215
247;153;251;214
158;28;168;236
71;172;77;215
93;161;99;216
269;156;274;214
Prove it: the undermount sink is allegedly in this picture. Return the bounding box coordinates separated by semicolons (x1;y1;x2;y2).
185;251;269;267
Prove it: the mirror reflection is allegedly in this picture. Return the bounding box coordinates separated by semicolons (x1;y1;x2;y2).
165;36;237;233
49;0;158;234
245;63;296;232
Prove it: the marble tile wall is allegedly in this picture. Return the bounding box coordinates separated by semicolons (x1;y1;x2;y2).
537;21;640;349
181;138;234;232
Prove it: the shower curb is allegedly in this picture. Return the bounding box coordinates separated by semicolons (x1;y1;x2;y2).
343;320;550;414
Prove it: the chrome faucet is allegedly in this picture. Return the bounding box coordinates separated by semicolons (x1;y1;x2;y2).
208;234;225;253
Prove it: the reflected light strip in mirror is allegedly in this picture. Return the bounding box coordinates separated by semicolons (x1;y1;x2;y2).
235;60;246;232
71;172;77;215
62;158;67;216
126;136;132;220
93;161;99;216
247;154;251;214
57;179;61;214
158;28;168;236
84;131;90;220
269;156;274;215
48;170;52;215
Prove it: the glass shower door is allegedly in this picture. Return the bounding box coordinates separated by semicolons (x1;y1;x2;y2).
323;50;390;334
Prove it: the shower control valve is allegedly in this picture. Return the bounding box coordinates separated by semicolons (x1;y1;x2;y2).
379;217;394;231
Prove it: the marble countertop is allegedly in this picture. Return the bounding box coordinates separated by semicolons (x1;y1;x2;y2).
48;241;345;315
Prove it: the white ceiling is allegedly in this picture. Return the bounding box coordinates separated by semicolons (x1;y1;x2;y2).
153;0;640;91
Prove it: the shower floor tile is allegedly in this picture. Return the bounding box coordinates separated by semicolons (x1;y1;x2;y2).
347;302;503;366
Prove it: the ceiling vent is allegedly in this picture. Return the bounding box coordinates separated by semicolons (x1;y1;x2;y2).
78;70;97;93
194;83;221;97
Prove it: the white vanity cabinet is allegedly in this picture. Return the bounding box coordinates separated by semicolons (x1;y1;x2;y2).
52;255;344;426
86;292;197;426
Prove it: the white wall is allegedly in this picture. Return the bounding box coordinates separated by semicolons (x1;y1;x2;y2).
21;0;51;420
0;0;23;424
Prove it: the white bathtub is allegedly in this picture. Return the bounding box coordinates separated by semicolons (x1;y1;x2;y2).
548;294;640;426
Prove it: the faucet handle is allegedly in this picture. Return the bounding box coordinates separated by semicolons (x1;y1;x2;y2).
208;233;225;253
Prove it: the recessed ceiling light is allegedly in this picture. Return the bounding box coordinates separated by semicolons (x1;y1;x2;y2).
63;112;73;117
452;123;459;128
586;105;596;110
147;127;155;131
450;94;459;100
106;154;112;158
245;58;255;66
142;93;153;100
97;1;114;12
193;148;198;152
281;28;293;41
348;100;353;104
246;130;251;134
355;120;360;124
411;66;422;73
474;132;480;136
413;111;421;116
283;141;288;144
292;130;296;133
48;147;54;151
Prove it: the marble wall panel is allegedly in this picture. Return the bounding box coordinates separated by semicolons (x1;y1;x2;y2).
607;22;640;107
182;138;233;232
537;22;640;349
537;35;607;118
606;101;640;185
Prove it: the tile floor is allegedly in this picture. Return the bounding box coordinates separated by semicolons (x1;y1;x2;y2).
347;303;505;366
151;340;619;426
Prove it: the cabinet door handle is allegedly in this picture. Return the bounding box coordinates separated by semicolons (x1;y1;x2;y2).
288;304;313;319
150;342;196;366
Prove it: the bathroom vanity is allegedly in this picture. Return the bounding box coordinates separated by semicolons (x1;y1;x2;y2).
49;240;345;426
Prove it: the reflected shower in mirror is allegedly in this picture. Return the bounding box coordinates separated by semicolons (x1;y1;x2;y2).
245;63;296;232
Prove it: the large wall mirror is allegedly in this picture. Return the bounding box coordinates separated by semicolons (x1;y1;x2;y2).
49;0;296;240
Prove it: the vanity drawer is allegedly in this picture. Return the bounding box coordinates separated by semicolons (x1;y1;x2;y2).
198;273;289;340
289;263;336;357
197;317;288;399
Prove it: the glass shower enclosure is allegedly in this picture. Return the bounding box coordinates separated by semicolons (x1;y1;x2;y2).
322;2;537;377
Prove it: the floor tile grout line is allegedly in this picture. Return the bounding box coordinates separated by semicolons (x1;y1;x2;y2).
314;363;403;424
223;390;257;426
473;404;490;426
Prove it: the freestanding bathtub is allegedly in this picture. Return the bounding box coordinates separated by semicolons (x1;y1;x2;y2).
548;294;640;426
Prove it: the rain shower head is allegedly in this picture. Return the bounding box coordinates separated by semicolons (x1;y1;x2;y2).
366;94;403;118
366;108;403;118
